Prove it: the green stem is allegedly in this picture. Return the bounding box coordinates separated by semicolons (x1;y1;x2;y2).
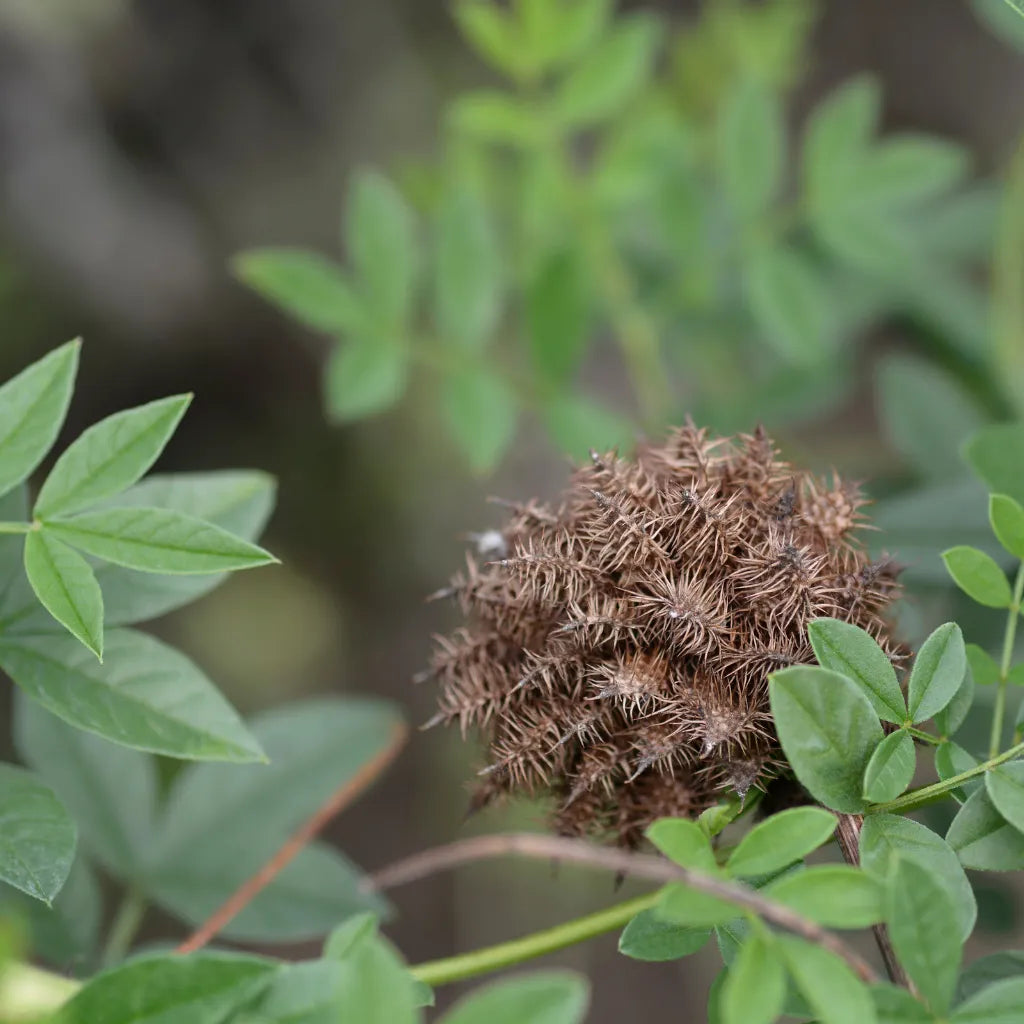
408;891;660;987
101;888;147;967
906;727;941;746
990;563;1024;758
0;522;31;534
870;738;1024;815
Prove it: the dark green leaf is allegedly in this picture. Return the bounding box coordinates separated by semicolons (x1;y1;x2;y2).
718;80;784;219
434;189;501;351
14;692;155;880
745;245;830;365
232;250;365;334
985;761;1024;833
60;951;277;1024
345;171;416;326
0;763;75;904
0;340;79;502
991;494;1024;559
35;396;191;519
957;951;1024;1004
908;622;966;723
963;425;1024;506
947;787;1024;871
617;909;709;961
859;814;976;941
45;508;276;575
863;730;915;803
886;857;961;1013
554;15;658;126
778;935;877;1024
721;933;786;1024
324;335;409;423
442;367;517;474
438;970;589;1024
807;618;905;724
23;530;103;659
0;628;264;762
942;546;1013;608
769;666;884;813
765;865;883;928
526;246;590;386
726;807;837;878
951;978;1024;1023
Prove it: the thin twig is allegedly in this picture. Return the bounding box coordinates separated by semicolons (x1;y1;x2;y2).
368;831;879;984
177;721;407;955
836;814;910;989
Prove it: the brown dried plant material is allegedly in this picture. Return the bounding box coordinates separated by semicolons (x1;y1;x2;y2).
422;425;901;846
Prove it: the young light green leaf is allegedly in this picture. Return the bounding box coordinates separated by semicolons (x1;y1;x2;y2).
23;529;104;659
935;741;981;803
863;730;915;803
434;189;501;351
647;818;717;872
886;857;961;1014
859;814;976;941
438;970;589;1024
14;691;155;880
232;249;365;334
324;335;409;423
985;761;1024;833
554;15;658;126
452;0;530;80
908;622;967;723
0;340;79;502
745;245;830;366
59;951;277;1024
947;787;1024;871
765;865;883;928
45;507;276;575
778;935;877;1024
942;546;1013;607
442;367;517;474
769;666;884;813
618;910;709;961
966;643;999;687
545;0;611;67
0;628;265;762
952;977;1024;1024
808;618;905;724
526;246;591;386
35;395;191;519
963;424;1024;505
345;171;417;326
726;807;837;878
721;934;786;1024
718;80;784;219
990;493;1024;559
449;91;542;147
0;763;75;904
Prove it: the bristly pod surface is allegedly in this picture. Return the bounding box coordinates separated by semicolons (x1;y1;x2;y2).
422;424;902;846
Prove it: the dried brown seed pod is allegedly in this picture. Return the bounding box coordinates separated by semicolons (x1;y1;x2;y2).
422;424;901;846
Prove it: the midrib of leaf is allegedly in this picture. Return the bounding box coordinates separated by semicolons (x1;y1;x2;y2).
49;520;260;562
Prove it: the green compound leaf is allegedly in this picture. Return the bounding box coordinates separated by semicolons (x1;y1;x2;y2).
35;395;191;519
886;858;961;1014
618;909;709;961
23;529;104;659
942;546;1013;608
769;666;883;813
45;507;276;575
764;865;883;929
0;763;75;903
990;493;1024;559
947;787;1024;871
721;933;786;1024
232;249;365;334
907;622;967;724
860;814;976;941
0;628;264;762
0;340;79;503
726;807;837;879
59;951;277;1024
438;970;589;1024
985;761;1024;833
808;617;905;724
863;730;915;803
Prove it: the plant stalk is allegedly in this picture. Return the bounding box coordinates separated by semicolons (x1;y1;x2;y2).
101;887;147;967
990;562;1024;758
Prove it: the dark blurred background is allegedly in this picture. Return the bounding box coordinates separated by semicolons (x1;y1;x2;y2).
1;1;1023;1018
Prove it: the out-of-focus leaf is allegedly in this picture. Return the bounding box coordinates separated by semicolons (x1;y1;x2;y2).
438;970;589;1024
542;395;635;459
990;494;1024;559
618;910;709;961
442;367;517;474
721;933;786;1024
963;424;1024;505
778;935;877;1024
943;547;1013;607
717;80;784;219
526;246;591;386
453;1;531;81
324;335;409;423
449;91;542;147
947;787;1024;871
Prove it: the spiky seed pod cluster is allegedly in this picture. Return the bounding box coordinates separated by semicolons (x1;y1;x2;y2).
422;424;902;847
